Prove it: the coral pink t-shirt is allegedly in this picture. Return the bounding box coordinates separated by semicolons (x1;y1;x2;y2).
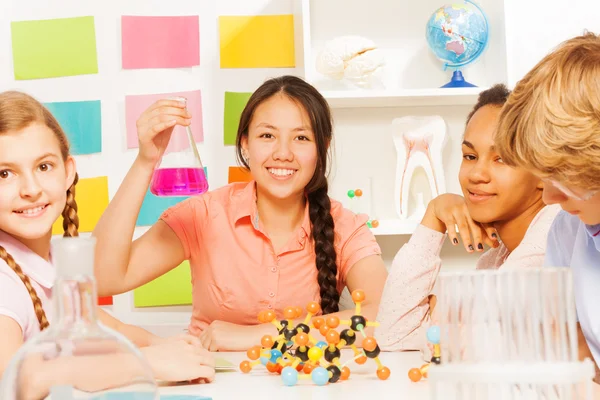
0;230;53;341
160;181;381;335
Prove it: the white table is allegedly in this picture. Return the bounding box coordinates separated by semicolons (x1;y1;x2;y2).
158;349;431;400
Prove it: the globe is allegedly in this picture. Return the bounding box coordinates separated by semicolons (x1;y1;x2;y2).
426;1;489;87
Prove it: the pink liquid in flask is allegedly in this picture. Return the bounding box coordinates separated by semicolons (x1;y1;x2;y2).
150;167;208;197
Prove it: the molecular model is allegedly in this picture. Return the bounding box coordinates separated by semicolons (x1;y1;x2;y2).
347;189;379;228
408;325;441;382
239;290;390;386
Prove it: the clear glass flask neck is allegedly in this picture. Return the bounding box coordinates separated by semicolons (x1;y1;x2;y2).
53;275;99;331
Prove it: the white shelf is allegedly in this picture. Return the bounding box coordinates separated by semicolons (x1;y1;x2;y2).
322;87;487;109
369;219;419;236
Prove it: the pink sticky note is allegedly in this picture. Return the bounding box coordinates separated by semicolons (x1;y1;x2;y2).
124;90;203;153
121;16;200;69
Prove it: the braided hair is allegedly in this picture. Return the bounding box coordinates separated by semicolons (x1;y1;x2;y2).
235;76;340;314
0;91;80;330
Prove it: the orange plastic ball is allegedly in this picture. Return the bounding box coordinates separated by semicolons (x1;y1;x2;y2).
257;310;267;323
326;316;340;328
295;363;304;372
284;306;296;320
264;310;276;322
306;302;320;315
355;355;367;365
371;220;380;228
326;330;340;345
246;346;261;360
351;290;366;303
295;333;309;346
377;366;391;380
276;364;283;374
362;336;377;352
266;362;279;373
312;317;324;329
340;366;351;380
240;360;252;373
261;335;274;348
303;363;315;374
408;368;422;382
319;324;330;336
294;306;303;317
355;189;363;197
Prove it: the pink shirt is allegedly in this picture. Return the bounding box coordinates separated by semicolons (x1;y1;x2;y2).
375;204;561;351
0;230;54;341
161;181;382;335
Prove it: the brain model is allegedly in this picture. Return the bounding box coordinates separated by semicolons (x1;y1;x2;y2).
315;36;384;84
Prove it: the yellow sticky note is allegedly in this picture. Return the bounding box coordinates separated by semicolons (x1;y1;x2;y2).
52;176;109;235
219;15;295;68
133;261;192;307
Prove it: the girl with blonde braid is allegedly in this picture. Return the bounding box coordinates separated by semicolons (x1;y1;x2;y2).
0;91;214;383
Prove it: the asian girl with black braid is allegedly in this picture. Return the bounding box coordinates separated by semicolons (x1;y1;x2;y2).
92;75;389;351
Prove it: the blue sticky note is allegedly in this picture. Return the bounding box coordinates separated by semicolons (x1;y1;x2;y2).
136;189;188;227
44;100;102;155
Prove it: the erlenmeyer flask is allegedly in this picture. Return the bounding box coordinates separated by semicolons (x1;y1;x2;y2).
0;237;158;399
150;96;208;197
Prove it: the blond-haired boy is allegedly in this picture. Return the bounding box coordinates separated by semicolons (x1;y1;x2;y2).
495;32;600;384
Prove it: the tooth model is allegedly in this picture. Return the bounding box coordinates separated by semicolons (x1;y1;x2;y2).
315;36;385;85
392;116;448;220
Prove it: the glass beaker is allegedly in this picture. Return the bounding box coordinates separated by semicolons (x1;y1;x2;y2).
0;237;158;400
149;96;208;197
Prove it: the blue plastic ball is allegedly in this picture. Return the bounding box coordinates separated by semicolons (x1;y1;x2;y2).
260;356;268;366
311;366;329;386
427;326;441;345
315;341;328;349
270;349;283;363
281;366;299;386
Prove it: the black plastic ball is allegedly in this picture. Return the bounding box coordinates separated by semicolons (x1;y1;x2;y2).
327;365;341;383
350;315;367;331
340;329;356;346
364;345;381;359
324;347;341;363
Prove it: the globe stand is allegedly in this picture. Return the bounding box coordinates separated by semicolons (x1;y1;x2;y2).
440;70;476;88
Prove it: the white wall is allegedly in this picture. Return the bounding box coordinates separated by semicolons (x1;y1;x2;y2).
1;0;598;334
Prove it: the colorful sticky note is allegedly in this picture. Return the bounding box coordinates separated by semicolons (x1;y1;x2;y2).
44;100;102;155
125;90;203;152
121;16;200;69
11;16;98;80
98;296;113;306
219;15;295;68
52;176;109;235
133;261;192;307
224;91;252;145
228;166;252;184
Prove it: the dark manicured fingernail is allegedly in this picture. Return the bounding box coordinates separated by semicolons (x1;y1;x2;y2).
453;238;458;244
468;245;474;251
478;243;484;250
492;233;497;239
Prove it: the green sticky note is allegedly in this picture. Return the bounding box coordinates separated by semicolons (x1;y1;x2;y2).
11;16;98;80
44;100;102;155
133;261;192;307
224;91;252;145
